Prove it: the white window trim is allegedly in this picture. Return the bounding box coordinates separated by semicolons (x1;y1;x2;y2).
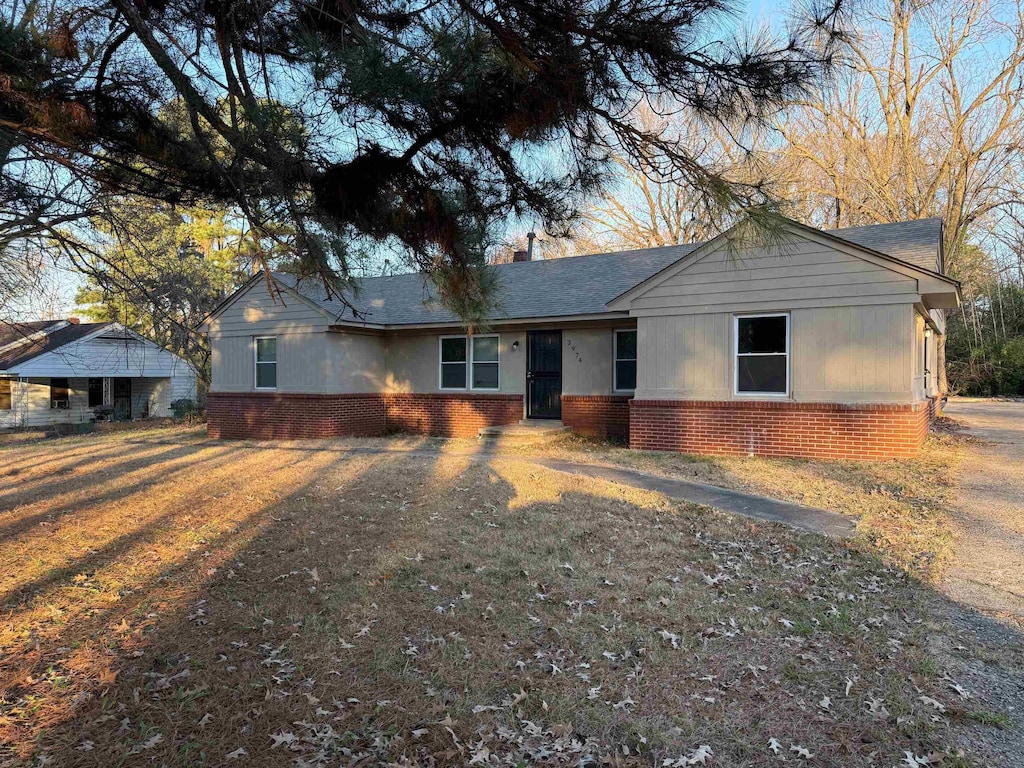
470;334;501;391
733;313;790;397
613;329;637;393
439;335;469;390
438;335;501;391
254;335;278;391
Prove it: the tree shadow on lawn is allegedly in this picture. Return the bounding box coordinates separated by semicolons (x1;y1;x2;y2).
1;441;1021;767
0;443;241;543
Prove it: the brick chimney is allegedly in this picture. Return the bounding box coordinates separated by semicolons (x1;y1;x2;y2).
67;317;81;324
512;249;529;262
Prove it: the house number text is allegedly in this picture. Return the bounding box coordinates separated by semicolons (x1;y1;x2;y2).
566;338;582;364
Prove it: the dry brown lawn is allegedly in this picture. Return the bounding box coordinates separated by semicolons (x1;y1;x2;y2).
0;427;1002;766
537;422;969;580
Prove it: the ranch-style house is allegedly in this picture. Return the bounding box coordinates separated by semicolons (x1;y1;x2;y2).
199;217;959;460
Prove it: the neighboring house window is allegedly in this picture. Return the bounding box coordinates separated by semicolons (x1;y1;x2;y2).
440;336;468;389
735;314;789;395
614;329;637;391
471;335;500;390
50;377;70;409
254;336;277;389
0;379;11;410
88;377;103;408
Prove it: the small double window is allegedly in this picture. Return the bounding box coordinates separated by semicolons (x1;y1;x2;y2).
439;335;500;390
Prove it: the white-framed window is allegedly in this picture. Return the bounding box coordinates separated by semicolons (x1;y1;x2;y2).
440;336;468;389
614;329;637;392
471;335;500;390
254;336;277;390
734;313;789;396
439;335;500;390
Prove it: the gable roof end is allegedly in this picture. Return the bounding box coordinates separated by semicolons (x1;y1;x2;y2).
0;322;114;370
606;217;959;312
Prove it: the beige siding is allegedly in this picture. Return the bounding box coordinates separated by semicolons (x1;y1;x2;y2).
790;305;913;402
563;327;627;395
326;333;387;393
206;278;329;336
636;314;732;399
384;332;526;394
210;330;386;394
636;305;915;403
630;237;920;316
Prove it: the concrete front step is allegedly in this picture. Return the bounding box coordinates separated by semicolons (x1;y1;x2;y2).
478;420;572;446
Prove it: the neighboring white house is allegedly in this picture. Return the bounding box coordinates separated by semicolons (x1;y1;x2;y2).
0;319;197;429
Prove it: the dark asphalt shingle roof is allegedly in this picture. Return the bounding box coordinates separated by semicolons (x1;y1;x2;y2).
276;218;944;327
0;322;111;370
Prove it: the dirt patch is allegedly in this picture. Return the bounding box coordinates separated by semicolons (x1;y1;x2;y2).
0;431;1017;766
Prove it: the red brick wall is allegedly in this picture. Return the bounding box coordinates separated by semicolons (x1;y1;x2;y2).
207;392;386;440
383;393;523;438
561;395;632;440
629;399;932;460
207;392;523;440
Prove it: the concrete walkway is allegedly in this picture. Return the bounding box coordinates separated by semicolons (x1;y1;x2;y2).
941;399;1024;622
532;458;856;538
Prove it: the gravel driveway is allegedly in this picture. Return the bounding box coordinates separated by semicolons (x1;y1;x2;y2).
942;398;1024;623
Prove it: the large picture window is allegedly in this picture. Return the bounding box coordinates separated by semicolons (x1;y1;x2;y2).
614;330;637;391
735;314;789;395
50;377;70;409
471;335;499;390
254;336;277;389
440;336;468;389
440;335;501;390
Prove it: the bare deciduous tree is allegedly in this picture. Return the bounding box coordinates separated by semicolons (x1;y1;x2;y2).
580;109;771;250
772;0;1024;390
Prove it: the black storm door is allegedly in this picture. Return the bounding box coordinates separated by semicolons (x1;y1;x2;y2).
112;378;132;420
527;331;562;419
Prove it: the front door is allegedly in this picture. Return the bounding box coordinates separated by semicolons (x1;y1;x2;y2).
527;331;562;419
112;378;132;421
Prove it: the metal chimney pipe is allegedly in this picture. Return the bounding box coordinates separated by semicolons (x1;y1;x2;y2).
526;231;536;261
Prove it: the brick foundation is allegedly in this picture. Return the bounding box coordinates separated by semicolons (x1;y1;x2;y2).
207;391;523;440
383;393;523;439
207;392;386;440
561;395;632;440
629;399;936;460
